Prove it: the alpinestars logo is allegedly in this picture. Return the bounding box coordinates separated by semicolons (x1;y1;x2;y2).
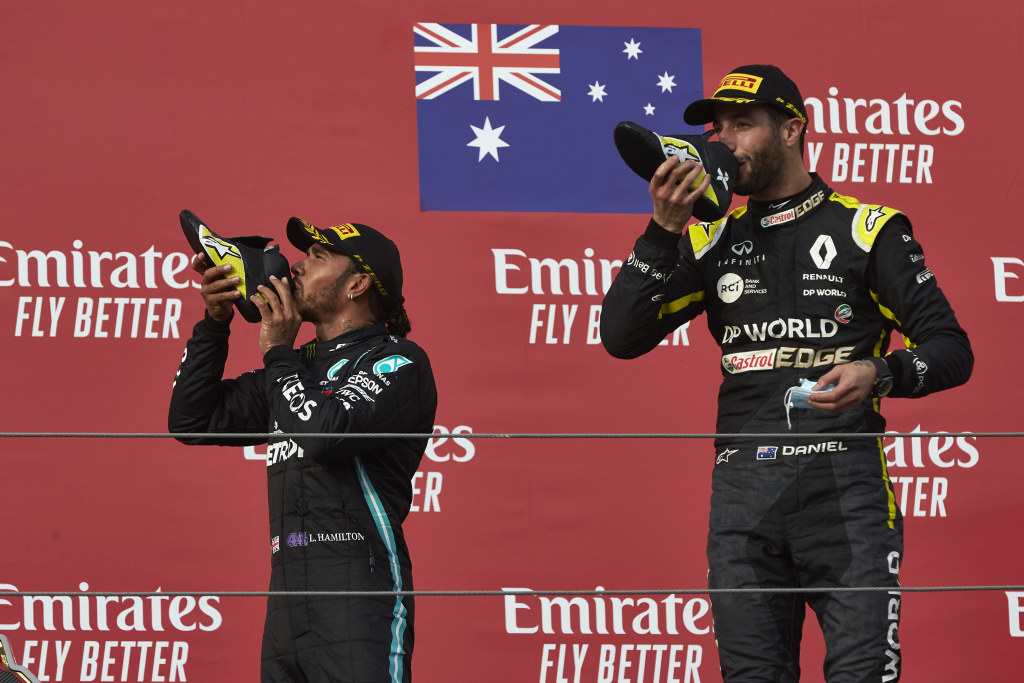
200;233;240;259
863;206;887;233
716;448;738;464
664;142;700;164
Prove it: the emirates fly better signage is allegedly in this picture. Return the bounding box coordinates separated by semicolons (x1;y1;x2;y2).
1;3;1020;683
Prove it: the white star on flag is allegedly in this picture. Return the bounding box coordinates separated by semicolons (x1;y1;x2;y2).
657;71;676;92
644;103;655;115
587;81;607;102
467;117;509;161
622;38;642;59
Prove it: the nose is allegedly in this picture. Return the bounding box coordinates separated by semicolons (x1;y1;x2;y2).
716;129;737;154
291;261;303;277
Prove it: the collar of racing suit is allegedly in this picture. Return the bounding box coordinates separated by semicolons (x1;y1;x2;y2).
300;322;391;360
743;173;829;227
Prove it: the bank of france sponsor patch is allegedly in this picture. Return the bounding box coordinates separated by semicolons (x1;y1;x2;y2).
757;446;778;460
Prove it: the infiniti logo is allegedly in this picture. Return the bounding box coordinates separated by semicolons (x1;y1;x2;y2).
732;241;753;255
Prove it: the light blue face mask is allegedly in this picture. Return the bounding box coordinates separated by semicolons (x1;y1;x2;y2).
784;378;837;429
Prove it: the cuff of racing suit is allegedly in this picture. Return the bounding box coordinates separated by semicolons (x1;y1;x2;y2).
263;345;299;367
200;310;233;334
643;218;683;251
883;349;912;398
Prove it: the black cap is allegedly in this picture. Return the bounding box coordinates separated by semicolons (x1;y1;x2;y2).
287;218;404;311
683;65;807;126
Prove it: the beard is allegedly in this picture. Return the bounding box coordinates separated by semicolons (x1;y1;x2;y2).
733;132;787;196
293;270;350;322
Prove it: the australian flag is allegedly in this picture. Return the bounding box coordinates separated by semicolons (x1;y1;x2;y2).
413;23;704;213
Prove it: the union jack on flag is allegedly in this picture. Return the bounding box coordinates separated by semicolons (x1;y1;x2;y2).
414;23;705;213
414;23;561;102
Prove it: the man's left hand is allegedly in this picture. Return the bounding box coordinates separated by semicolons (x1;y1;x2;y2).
805;360;877;413
253;276;302;355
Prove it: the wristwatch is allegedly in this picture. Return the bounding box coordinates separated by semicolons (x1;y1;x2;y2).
868;356;894;398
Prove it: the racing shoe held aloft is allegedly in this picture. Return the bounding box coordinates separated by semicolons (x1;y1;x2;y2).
179;209;291;323
613;121;737;222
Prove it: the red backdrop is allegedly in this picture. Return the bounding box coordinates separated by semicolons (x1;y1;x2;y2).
2;1;1021;681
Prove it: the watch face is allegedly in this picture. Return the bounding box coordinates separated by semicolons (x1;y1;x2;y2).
875;377;894;397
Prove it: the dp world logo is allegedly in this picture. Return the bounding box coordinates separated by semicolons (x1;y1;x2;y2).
373;355;413;375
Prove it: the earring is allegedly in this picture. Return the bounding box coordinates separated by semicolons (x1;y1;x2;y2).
347;294;354;301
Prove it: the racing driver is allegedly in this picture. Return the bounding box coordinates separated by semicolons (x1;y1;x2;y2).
169;217;437;683
600;65;973;682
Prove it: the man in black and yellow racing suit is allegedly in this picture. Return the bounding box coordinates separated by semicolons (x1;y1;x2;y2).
601;65;972;682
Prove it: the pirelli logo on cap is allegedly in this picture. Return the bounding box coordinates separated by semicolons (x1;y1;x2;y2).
329;224;361;241
716;73;762;94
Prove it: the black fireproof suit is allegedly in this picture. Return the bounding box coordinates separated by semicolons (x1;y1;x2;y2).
601;174;972;682
168;314;437;683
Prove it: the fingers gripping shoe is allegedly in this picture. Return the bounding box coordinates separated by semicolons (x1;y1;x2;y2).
179;209;291;323
613;121;738;222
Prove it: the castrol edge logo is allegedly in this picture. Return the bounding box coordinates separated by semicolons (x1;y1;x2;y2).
722;348;777;373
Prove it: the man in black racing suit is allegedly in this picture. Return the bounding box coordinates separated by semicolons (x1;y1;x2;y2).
600;65;972;682
169;217;437;683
